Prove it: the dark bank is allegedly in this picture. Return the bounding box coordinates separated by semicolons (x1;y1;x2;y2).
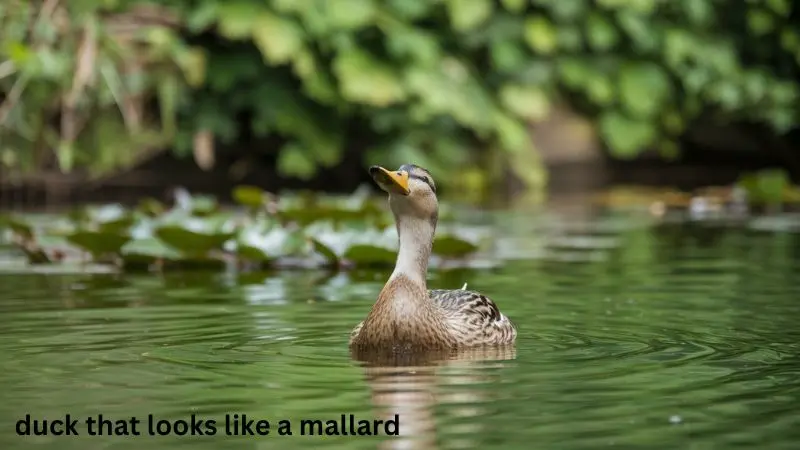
300;414;399;436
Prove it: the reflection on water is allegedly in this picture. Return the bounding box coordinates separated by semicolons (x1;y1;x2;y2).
354;346;517;450
0;210;799;449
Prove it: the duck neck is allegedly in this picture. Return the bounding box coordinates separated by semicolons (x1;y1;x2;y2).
389;213;436;289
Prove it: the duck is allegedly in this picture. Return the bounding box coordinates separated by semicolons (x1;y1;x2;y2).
349;164;517;352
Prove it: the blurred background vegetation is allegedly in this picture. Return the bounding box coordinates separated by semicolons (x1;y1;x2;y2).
1;0;799;205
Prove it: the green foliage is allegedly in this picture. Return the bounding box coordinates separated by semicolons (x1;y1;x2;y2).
0;186;484;271
2;0;799;187
0;2;203;176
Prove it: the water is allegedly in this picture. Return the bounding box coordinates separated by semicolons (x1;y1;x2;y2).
1;213;799;449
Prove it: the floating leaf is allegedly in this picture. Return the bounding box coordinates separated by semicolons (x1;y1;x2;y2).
236;226;290;263
137;198;166;217
310;238;340;266
98;216;136;234
344;244;397;266
189;195;219;216
65;230;131;258
433;234;479;257
85;204;128;224
155;226;235;256
2;216;33;241
120;237;181;267
21;246;52;265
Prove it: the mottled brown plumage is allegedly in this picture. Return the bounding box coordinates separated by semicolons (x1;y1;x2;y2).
349;164;517;351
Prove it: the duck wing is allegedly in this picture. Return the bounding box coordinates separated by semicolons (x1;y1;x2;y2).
428;289;517;345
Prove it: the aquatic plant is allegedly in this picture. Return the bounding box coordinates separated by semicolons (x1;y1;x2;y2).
0;185;485;272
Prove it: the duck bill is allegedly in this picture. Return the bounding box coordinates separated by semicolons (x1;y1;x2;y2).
369;166;410;196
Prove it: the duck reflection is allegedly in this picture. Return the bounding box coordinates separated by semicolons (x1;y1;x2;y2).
352;346;517;450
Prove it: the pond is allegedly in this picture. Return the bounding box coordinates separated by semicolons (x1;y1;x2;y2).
1;206;799;449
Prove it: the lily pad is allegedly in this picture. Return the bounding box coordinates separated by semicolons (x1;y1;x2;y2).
433;233;480;257
191;196;219;216
65;230;131;258
235;226;291;263
0;189;502;272
137;198;166;217
84;204;128;223
343;244;397;266
120;237;182;270
98;216;136;234
1;216;33;241
310;237;340;266
173;187;219;216
156;225;235;256
13;233;78;265
66;204;136;234
67;207;91;225
20;245;52;265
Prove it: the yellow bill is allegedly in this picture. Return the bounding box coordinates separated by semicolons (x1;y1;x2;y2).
369;166;410;195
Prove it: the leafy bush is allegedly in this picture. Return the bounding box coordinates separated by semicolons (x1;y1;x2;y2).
0;1;204;175
2;0;798;189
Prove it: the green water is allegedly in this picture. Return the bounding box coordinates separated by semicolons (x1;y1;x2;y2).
1;216;799;449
